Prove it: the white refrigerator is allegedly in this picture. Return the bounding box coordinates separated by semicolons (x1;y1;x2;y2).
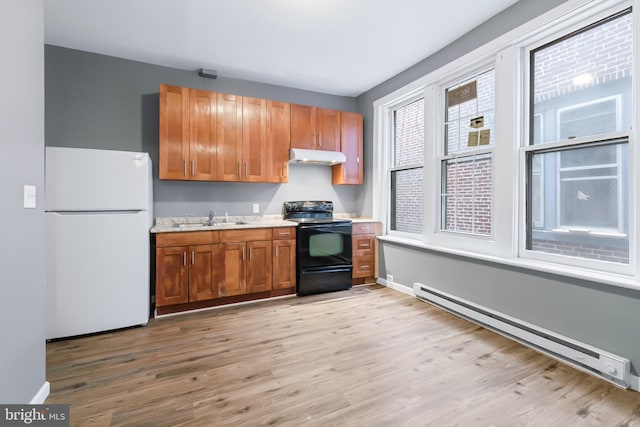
45;147;153;339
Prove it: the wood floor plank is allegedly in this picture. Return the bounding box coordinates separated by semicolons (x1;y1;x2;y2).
46;285;640;426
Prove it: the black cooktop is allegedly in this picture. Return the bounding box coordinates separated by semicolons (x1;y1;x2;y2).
282;201;352;225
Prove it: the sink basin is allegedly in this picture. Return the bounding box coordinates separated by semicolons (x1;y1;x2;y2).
173;221;249;228
174;222;208;228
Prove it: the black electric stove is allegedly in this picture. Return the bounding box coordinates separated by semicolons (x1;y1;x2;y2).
283;201;352;296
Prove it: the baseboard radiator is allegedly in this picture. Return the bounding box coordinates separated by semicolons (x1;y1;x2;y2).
413;282;631;389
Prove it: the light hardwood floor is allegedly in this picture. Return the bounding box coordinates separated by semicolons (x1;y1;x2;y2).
46;285;640;426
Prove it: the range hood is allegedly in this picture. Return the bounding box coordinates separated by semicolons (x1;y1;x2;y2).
289;148;346;165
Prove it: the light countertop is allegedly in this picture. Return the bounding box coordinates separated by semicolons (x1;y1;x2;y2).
150;214;379;233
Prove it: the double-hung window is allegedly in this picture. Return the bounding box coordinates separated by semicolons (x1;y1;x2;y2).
524;8;632;268
441;69;495;236
390;98;424;235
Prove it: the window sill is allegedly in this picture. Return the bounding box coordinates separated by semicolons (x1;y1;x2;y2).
377;234;640;292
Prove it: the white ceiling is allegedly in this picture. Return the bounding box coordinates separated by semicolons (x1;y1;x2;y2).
44;0;520;97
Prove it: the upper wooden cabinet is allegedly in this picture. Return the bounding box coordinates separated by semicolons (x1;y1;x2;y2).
189;89;217;180
266;100;290;183
290;104;341;151
159;85;189;180
159;85;216;180
242;96;268;182
160;84;363;184
332;112;364;185
216;93;243;181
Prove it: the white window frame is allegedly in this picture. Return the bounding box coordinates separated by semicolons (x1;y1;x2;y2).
388;95;425;237
532;113;545;228
439;67;496;238
372;0;640;286
519;2;635;276
377;88;427;240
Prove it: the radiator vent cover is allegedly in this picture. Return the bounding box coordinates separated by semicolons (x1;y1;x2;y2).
414;282;631;389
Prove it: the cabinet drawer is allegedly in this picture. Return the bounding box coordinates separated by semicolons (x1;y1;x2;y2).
353;256;374;278
273;227;296;240
353;234;375;256
353;222;376;235
219;228;272;243
156;231;219;247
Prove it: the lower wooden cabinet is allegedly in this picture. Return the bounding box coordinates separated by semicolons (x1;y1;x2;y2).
188;244;219;301
156;226;296;313
273;238;296;290
155;246;190;306
155;231;220;307
247;240;273;293
352;221;382;281
220;239;273;296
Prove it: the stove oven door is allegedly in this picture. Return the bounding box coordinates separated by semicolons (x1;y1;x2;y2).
296;223;352;296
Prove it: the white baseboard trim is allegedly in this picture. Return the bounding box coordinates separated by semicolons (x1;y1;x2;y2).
630;374;640;392
30;381;50;404
377;278;415;297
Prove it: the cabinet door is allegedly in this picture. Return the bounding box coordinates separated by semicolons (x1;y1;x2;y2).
246;241;273;293
216;93;243;181
332;112;363;185
353;234;375;257
156;246;189;306
242;96;268;182
353;256;375;278
273;239;296;290
290;104;316;149
219;242;246;296
266;100;290;183
188;244;219;302
316;108;341;152
189;89;217;181
159;84;190;180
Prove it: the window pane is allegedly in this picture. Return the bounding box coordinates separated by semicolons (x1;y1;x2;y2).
441;155;492;235
531;11;632;145
391;168;423;234
445;69;495;155
394;98;424;168
558;98;618;139
527;142;628;264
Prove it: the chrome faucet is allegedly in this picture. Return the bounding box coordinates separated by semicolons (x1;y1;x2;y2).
207;210;216;225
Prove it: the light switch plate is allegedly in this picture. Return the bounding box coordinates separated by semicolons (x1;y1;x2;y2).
24;185;36;209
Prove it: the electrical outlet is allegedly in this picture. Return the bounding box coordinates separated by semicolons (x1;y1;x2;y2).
387;274;394;283
252;203;260;214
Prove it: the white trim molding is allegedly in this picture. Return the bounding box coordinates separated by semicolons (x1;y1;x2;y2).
30;381;50;404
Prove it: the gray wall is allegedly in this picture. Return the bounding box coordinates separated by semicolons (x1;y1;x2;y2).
45;45;366;218
0;0;47;402
358;0;640;377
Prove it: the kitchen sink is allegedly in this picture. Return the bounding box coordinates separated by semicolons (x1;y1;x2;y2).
174;221;249;228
